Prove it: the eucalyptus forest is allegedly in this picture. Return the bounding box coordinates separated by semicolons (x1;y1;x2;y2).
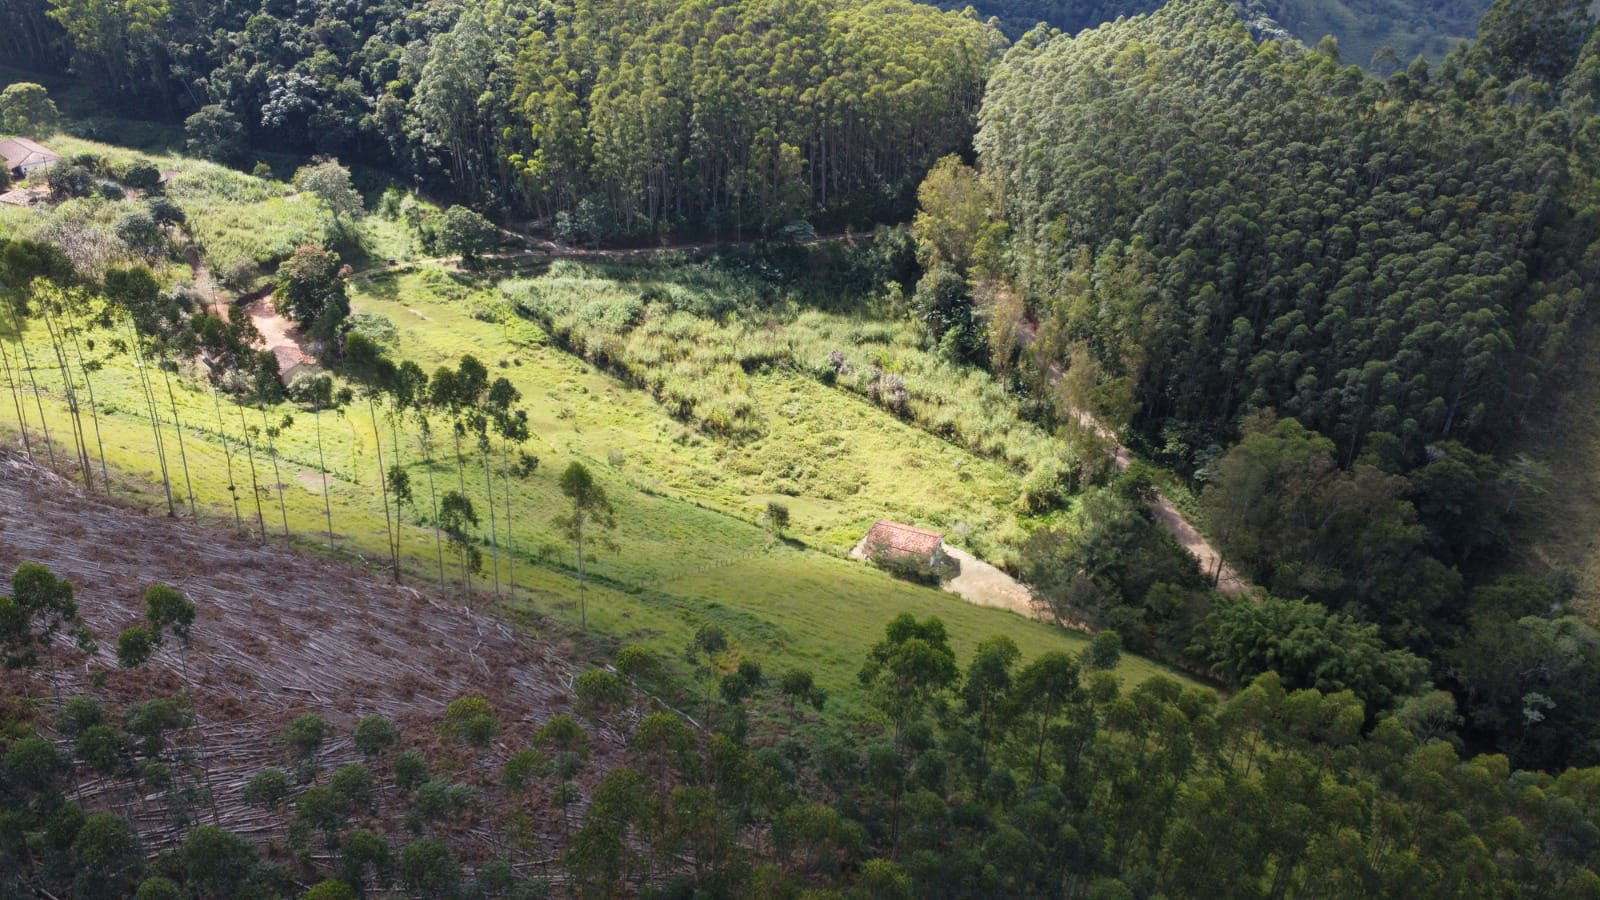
4;0;1600;897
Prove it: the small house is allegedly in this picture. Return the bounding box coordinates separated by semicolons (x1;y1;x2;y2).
0;137;61;180
271;344;321;386
854;520;948;567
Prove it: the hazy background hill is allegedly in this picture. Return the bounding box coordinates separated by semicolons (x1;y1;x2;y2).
936;0;1494;66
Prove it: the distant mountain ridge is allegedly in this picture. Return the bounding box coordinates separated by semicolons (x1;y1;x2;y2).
934;0;1494;67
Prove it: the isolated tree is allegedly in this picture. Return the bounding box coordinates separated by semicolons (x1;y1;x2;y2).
859;614;959;742
293;159;364;227
779;668;827;715
143;582;196;681
45;285;105;492
686;624;728;722
0;241;75;469
305;375;337;550
384;361;426;575
280;713;330;780
439;490;480;597
116;625;158;668
556;461;615;629
617;645;663;702
183;106;244;164
401;361;448;589
435;206;497;264
474;377;526;601
32;281;103;491
276;245;349;346
4;563;94;681
46;162;93;200
242;768;290;820
192;308;259;529
143;583;194;645
766;501;790;538
104;265;185;517
429;357;491;588
115;209;165;258
574;669;628;719
439;696;498;749
353;715;400;760
468;412;502;600
344;334;402;579
489;379;531;599
121;159;161;191
1083;630;1121;671
0;82;60;137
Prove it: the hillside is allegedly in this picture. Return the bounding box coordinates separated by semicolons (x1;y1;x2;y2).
935;0;1491;65
10;0;1600;894
0;134;1204;718
0;444;623;813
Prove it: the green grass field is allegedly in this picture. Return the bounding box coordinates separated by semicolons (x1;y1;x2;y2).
0;135;1204;719
0;280;1202;713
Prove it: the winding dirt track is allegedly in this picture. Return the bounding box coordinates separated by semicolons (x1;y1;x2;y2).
1022;315;1251;597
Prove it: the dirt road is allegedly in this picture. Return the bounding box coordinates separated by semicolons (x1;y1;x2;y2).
1022;316;1250;596
941;545;1040;618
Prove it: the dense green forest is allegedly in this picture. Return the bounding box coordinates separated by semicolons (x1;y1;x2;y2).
1;0;999;236
967;0;1600;770
8;561;1600;898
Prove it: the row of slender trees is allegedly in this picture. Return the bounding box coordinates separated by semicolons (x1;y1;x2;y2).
1;234;623;621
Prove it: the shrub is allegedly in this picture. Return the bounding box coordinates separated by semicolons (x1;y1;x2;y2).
122;160;162;191
575;669;628;717
616;645;663;683
392;750;429;794
353;715;401;758
279;714;330;760
46;164;93;199
400;838;461;897
439;696;498;747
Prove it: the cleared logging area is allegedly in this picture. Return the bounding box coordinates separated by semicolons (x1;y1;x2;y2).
0;450;621;848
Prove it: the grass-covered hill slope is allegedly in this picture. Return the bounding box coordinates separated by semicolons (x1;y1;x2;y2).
0;133;1200;720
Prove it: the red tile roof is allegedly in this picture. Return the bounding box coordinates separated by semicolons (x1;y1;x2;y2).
271;344;313;372
862;520;944;557
0;137;60;171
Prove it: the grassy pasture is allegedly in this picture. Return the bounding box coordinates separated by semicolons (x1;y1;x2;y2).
0;263;1201;717
0;132;1205;717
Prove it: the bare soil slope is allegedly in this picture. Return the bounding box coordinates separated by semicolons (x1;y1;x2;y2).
0;451;613;839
